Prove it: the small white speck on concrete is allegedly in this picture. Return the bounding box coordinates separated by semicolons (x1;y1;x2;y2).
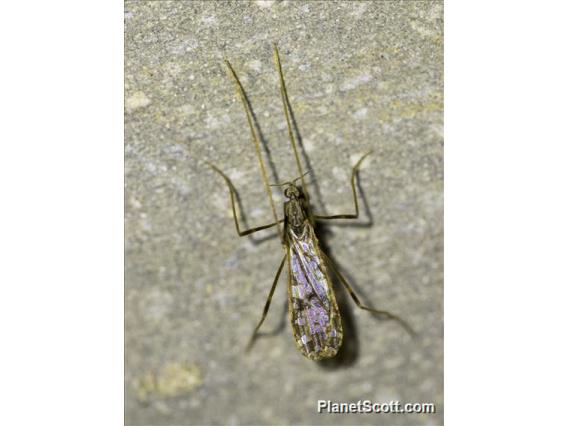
145;161;157;174
130;197;142;209
302;138;315;153
353;107;368;120
205;112;231;129
255;0;275;9
339;74;373;92
167;36;199;55
349;2;369;19
250;207;265;219
126;91;151;112
228;168;246;183
141;288;174;321
246;59;263;73
201;14;218;27
178;104;196;115
175;179;191;197
331;166;348;185
212;192;232;218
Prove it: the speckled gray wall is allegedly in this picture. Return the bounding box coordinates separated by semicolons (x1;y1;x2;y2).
125;1;443;425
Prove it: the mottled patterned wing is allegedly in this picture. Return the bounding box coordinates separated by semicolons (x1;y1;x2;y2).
287;222;343;360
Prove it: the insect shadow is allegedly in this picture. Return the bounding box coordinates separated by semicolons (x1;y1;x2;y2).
209;45;414;366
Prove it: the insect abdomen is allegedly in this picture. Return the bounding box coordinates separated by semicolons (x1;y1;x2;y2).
287;221;343;360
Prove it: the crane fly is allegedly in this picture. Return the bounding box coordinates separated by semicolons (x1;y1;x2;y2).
208;45;409;361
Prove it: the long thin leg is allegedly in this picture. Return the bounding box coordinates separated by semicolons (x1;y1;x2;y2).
246;254;287;352
225;60;283;241
273;44;310;202
314;151;372;221
208;162;283;237
321;251;415;336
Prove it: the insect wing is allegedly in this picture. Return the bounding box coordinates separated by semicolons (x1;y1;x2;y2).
287;223;343;360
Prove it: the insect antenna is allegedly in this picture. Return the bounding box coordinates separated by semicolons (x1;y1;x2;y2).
269;170;311;187
292;170;311;184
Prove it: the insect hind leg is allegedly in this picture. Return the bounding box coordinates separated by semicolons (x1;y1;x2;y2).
246;254;287;352
321;250;415;336
314;151;372;221
208;162;283;237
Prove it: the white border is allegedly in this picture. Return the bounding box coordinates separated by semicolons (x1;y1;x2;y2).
446;2;568;424
0;2;123;425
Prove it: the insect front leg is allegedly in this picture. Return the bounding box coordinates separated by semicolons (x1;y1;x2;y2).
208;162;283;237
314;151;372;221
246;254;287;352
321;251;415;336
273;44;311;201
224;60;284;241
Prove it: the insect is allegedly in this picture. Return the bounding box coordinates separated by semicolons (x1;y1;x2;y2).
208;45;409;360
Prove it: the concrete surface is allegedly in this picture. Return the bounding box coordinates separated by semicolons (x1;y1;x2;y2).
125;1;443;425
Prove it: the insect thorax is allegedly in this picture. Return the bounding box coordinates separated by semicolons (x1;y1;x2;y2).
284;198;307;230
